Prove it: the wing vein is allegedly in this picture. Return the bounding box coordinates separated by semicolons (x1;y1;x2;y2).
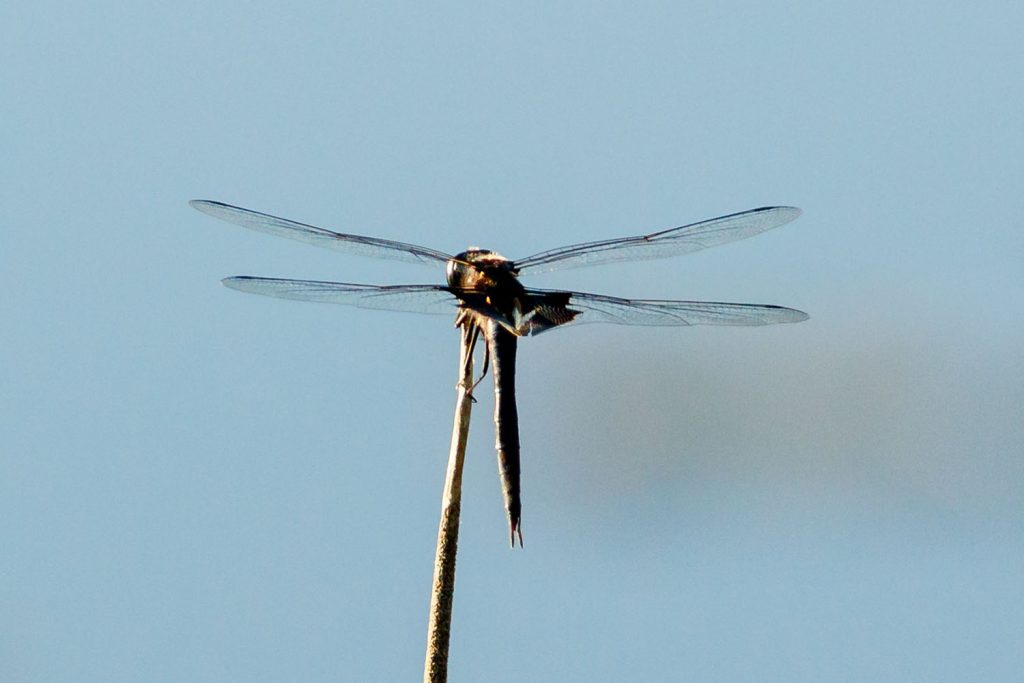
515;206;801;274
191;200;453;267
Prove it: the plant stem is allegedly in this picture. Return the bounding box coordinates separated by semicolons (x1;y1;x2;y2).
423;324;476;683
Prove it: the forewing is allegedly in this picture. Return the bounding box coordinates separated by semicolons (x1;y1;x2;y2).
222;277;460;315
191;200;452;267
515;206;801;274
526;287;808;327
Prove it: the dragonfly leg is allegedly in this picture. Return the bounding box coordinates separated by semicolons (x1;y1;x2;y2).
470;341;491;395
457;321;488;402
462;345;490;404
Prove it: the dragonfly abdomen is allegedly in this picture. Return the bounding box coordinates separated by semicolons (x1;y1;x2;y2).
488;320;522;548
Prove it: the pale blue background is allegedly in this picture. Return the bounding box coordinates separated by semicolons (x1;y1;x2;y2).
3;2;1022;681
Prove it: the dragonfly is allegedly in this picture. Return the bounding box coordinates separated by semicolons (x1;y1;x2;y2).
192;200;808;547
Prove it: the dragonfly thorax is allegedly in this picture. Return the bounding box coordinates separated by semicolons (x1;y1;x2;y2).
447;249;540;335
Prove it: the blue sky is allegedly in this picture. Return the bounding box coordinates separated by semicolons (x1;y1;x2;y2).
2;2;1022;681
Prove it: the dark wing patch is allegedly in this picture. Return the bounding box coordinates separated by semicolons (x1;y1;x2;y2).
523;287;809;328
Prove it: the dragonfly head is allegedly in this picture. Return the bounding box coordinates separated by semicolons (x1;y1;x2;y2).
447;249;519;289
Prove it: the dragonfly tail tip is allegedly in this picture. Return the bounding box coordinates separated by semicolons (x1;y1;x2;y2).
509;520;523;549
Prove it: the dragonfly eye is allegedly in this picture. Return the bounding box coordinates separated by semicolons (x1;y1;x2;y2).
446;258;470;288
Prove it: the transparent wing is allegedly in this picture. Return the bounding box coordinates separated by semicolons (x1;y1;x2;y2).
526;287;809;327
222;277;460;315
191;200;453;267
514;206;801;274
